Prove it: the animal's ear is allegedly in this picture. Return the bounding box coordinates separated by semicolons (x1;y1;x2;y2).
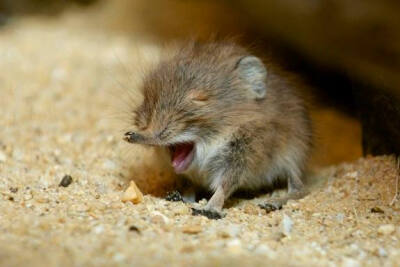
235;56;267;100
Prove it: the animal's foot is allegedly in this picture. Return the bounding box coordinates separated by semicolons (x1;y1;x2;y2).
165;190;184;202
258;199;284;213
191;207;224;220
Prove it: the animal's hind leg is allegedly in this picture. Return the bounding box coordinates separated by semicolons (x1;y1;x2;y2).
259;169;307;213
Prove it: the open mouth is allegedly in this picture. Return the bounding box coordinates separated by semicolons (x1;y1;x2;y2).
168;142;195;173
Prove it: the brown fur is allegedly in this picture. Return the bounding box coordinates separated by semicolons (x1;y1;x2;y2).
125;41;313;214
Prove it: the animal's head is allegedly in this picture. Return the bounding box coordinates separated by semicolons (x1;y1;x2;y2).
124;42;268;172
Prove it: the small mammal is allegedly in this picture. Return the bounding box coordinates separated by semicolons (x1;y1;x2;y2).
124;41;312;217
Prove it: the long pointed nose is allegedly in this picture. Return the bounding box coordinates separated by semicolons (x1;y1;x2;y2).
123;131;144;143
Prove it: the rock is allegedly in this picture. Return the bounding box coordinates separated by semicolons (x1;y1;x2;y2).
370;207;384;214
254;244;277;259
342;258;360;267
226;239;243;254
378;247;387;257
173;205;190;215
93;225;104;234
336;213;345;223
102;159;117;170
23;193;33;201
128;225;140;233
219;224;240;238
12;149;24;161
151;211;169;225
282;214;293;236
378;224;395;235
121;181;143;204
59;175;73;187
0;151;7;162
346;172;358;178
182;225;202;234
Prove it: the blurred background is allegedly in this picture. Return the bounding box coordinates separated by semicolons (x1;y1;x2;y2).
1;0;400;167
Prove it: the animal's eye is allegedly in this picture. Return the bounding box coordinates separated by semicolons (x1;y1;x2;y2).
188;90;209;104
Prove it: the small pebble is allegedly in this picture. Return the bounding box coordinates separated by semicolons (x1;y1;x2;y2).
346;172;358;178
128;225;140;233
23;193;33;201
282;214;293;236
9;187;18;193
12;149;24;161
336;213;345;223
112;253;125;262
219;224;240;238
0;151;6;162
182;225;202;234
342;258;360;267
226;239;243;254
371;207;384;214
93;225;105;234
151;211;169;225
378;224;395;235
102;159;117;170
173;205;190;215
378;247;387;257
254;244;277;259
59;175;73;187
121;181;143;204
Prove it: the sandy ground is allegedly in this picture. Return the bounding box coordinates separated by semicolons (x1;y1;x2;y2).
0;13;399;267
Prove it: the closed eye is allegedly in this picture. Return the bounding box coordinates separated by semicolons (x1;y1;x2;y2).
157;124;169;139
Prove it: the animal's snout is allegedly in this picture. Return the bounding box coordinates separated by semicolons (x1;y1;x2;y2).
123;131;144;143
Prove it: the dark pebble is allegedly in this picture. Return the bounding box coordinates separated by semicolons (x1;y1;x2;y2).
165;190;184;202
191;207;223;220
129;225;140;233
59;175;73;187
371;207;385;213
9;187;18;193
258;203;281;213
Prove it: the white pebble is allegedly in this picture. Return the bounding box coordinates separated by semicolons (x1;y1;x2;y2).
342;258;360;267
151;211;170;225
336;213;345;223
102;159;117;170
227;239;241;247
12;149;24;161
93;225;104;234
254;244;277;259
282;214;293;235
220;224;241;238
226;239;243;254
0;151;6;163
23;193;33;201
112;252;126;262
346;171;358;178
378;247;387;257
51;67;67;82
378;224;395;235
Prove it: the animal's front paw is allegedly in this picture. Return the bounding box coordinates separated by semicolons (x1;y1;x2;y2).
258;199;284;213
191;207;224;220
165;190;184;202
